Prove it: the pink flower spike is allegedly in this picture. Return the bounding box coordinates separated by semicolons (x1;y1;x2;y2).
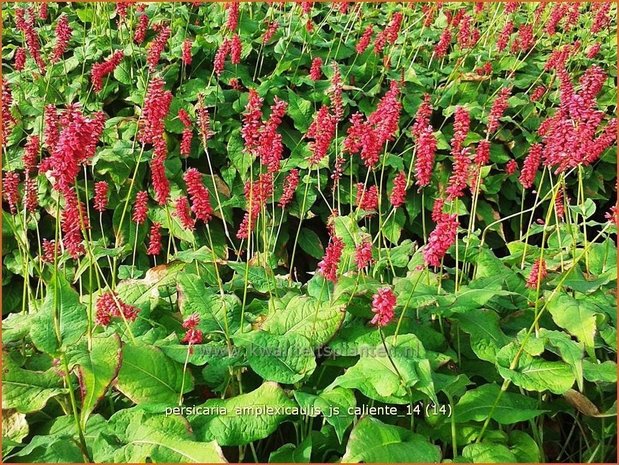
370;287;396;327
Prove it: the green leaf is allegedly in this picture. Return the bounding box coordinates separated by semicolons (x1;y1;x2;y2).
294;387;356;442
108;408;226;463
462;443;517;463
14;436;84;463
452;309;511;363
455;383;546;424
191;382;296;446
547;293;598;358
382;207;406;244
2;356;66;414
227;261;277;294
328;334;437;405
582;360;617;383
227;129;251;179
178;272;241;335
287;90;313;132
496;343;575;394
269;435;312;463
116;342;194;405
342;417;441;463
30;274;88;354
234;331;316;384
261;295;346;348
298;228;324;259
509;431;542;462
67;334;122;426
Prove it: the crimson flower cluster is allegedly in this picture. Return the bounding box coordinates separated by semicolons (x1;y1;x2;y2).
389;172;408;208
96;292;140;326
91;50;124;92
526;258;548;289
344;81;402;168
370;287;396;327
51;14;72;63
318;236;344;283
182;313;203;345
39;105;106;196
184;168;213;224
424;201;459;268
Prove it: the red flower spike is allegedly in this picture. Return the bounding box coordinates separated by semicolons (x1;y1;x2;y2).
175;196;195;231
184;168;213;223
526;258;547;289
51;14;72;63
14;47;26;70
279;169;300;208
354;239;373;270
390;172;407;208
182;38;193;65
318;236;344;283
414;125;437;188
356;184;379;212
147;222;162;256
356;26;373;54
370;287;396;327
147;24;171;71
307;106;337;165
424;213;459;268
230;34;242;65
93;181;109;212
3;171;20;214
487;87;512;134
519;143;542;189
91;50;124;92
133;191;149;225
309;57;323;80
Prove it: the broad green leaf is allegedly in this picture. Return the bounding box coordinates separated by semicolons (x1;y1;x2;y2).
342;417;441;463
177;272;241;335
328;334;437;404
583;360;617;383
67;334;122;426
226;261;277;294
262;295;346;348
234;331;316;384
287;90;313;132
227;129;251;179
298;228;325;259
452;309;511;363
294;387;356;442
333;215;360;249
2;356;66;413
509;431;542;462
14;436;84;463
382;207;406;244
547;293;598;358
462;443;517;463
191;382;296;446
269;434;312;463
109;409;226;463
30;274;88;354
496;343;575;394
538;329;584;391
2;312;33;345
454;383;546;424
116;342;194;405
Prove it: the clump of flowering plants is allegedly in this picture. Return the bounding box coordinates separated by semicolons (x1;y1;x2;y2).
1;2;617;463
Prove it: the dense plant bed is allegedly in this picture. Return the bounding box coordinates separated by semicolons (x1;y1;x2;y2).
1;1;617;463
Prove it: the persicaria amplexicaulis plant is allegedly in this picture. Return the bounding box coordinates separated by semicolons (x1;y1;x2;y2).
2;3;616;463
